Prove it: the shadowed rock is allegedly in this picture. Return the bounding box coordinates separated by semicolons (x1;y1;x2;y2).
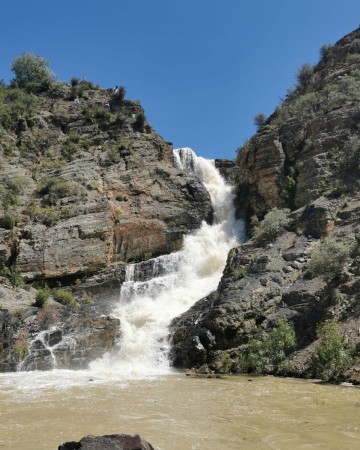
58;433;155;450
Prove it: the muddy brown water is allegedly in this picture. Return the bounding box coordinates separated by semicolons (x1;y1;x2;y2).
0;371;359;450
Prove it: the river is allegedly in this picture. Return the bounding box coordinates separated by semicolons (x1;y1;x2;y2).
1;149;359;449
0;371;359;449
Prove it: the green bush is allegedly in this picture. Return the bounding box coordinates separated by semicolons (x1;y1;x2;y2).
253;112;267;130
35;288;50;308
70;77;79;87
0;87;38;131
67;133;80;144
319;44;334;62
312;320;355;382
132;112;146;132
296;63;314;89
61;142;79;161
4;175;26;195
338;133;360;171
104;147;121;165
46;81;68;99
0;215;18;230
1;190;18;209
246;319;296;375
232;267;247;280
280;166;297;207
82;106;111;127
39;176;80;205
0;267;24;287
11;53;55;91
53;289;76;306
307;236;351;281
253;208;291;246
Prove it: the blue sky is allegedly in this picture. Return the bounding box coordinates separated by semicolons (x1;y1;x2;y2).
1;0;360;159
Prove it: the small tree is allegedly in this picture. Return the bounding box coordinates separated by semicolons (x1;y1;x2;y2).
11;52;55;90
313;320;355;382
247;319;296;374
253;112;267;131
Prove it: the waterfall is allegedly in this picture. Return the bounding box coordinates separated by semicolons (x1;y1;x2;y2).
90;148;244;377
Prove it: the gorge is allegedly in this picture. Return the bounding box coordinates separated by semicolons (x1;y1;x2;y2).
1;25;360;450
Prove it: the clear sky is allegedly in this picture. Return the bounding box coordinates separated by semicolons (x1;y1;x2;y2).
1;0;360;160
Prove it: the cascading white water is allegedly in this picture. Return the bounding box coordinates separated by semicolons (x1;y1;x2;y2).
90;148;244;377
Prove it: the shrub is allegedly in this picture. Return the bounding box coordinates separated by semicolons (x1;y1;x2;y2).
4;175;26;195
0;267;24;287
0;87;38;131
312;320;355;382
53;289;76;306
1;190;18;209
67;133;80;144
132;112;146;132
47;81;68;99
281;166;297;207
82;106;111;127
296;63;314;89
246;319;296;374
39;176;80;205
104;147;121;165
319;44;334;62
338;133;360;171
253;208;291;246
253;112;267;131
61;142;79;161
0;215;18;230
35;288;50;308
307;236;351;282
70;77;80;87
232;267;247;280
11;53;55;90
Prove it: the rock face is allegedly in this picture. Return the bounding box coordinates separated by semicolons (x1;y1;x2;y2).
0;278;122;372
0;82;211;371
171;27;360;382
0;87;212;281
235;27;360;221
58;434;155;450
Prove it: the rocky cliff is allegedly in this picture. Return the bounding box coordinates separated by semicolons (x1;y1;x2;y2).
170;27;360;383
0;79;212;370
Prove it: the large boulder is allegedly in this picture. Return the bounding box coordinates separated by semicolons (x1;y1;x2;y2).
58;434;155;450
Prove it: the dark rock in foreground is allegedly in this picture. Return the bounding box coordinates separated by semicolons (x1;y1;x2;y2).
58;433;155;450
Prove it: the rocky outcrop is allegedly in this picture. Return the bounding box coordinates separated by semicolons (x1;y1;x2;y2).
20;314;120;371
0;273;123;371
235;27;360;222
58;434;155;450
171;204;360;379
0;86;212;281
171;27;360;382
